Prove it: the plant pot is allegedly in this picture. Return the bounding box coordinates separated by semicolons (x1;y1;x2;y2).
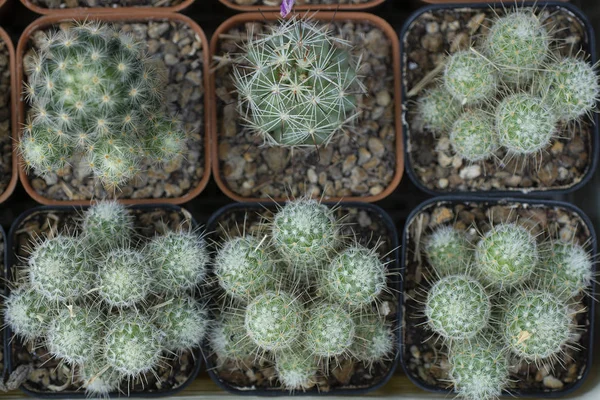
218;0;385;12
0;26;18;205
19;0;194;15
419;0;568;3
400;196;597;397
400;1;598;195
16;11;211;206
3;203;203;397
210;12;403;203
203;201;400;395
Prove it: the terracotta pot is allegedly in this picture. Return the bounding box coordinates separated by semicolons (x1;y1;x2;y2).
218;0;385;12
16;11;211;206
19;0;194;15
210;12;404;203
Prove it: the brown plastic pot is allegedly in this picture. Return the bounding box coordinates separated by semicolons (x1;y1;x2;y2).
19;0;194;16
218;0;385;12
209;12;404;203
16;11;211;206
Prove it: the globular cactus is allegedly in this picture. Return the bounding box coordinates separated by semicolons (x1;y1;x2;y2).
233;16;364;147
424;226;473;277
304;303;355;358
502;289;574;363
475;223;538;290
417;87;463;134
20;21;186;188
425;275;490;340
210;314;257;363
495;93;557;156
538;242;593;300
79;357;122;398
275;349;318;391
4;287;56;341
444;50;498;105
98;249;151;308
82;201;134;251
214;236;277;301
350;315;394;365
28;235;93;301
154;295;208;352
245;291;303;351
450;110;499;162
484;11;550;85
320;245;387;308
146;230;209;294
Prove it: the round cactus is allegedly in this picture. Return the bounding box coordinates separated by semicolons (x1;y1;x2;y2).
146;230;209;293
80;357;121;397
484;11;550;85
495;93;557;156
28;235;93;301
214;236;278;301
275;349;318;391
450;110;499;162
233;16;364;147
47;306;104;365
425;226;473;277
210;314;257;363
20;21;186;188
98;249;151;308
154;295;208;352
350;315;394;364
245;291;303;351
444;50;498;105
81;201;134;251
538;242;593;300
425;275;490;340
417;87;463;134
4;287;57;341
105;312;163;378
502;290;573;362
475;223;538;290
305;303;355;358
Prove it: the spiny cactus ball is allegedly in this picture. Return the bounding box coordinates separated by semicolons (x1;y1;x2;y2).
444;50;498;105
484;12;549;85
20;21;186;188
80;358;121;397
475;223;538;290
417;87;463;133
154;295;208;352
82;201;134;251
496;93;557;156
233;16;363;147
305;303;355;358
539;242;593;300
503;290;573;362
275;350;318;391
28;234;92;301
450;110;499;162
47;306;103;365
425;275;490;340
210;314;257;363
321;245;387;308
425;226;472;277
245;291;303;351
98;249;151;308
350;315;394;364
4;287;56;341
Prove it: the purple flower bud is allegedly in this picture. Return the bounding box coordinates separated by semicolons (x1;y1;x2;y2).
281;0;295;18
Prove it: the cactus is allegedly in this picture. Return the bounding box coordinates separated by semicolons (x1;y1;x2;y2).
245;291;303;351
20;21;186;188
424;226;473;277
350;315;394;365
275;349;318;391
210;314;257;363
233;16;364;147
484;11;550;85
320;244;387;308
495;93;557;156
443;50;498;105
147;231;209;294
79;357;121;397
538;242;593;300
417;87;463;134
98;248;151;308
82;201;134;251
502;289;574;362
154;295;208;352
4;287;56;341
475;223;538;290
425;275;490;340
305;303;355;358
450;110;499;162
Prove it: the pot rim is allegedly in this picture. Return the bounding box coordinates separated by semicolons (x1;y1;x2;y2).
217;0;385;12
19;0;195;16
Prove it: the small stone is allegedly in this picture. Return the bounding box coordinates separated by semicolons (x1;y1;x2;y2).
307;169;318;184
459;165;481;180
410;345;421;359
185;70;202;86
421;33;443;52
342;155;357;174
376;90;391;107
358;148;372;165
369;185;383;196
368;138;385;158
426;22;439;34
559;225;576;242
430;207;453;226
550;141;564;155
148;23;170;39
543;376;564;390
264;147;288;172
438;152;453;168
331;359;354;385
164;54;178;66
438;178;449;189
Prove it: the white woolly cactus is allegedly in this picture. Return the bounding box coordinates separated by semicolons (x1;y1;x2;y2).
417;87;463;133
425;274;490;340
210;314;257;363
444;50;498;105
305;303;355;358
539;242;593;300
495;93;557;156
147;230;209;293
475;223;538;290
450;110;499;162
79;357;122;397
154;295;208;352
82;201;134;251
214;236;277;301
233;16;364;147
245;291;303;351
502;289;574;363
350;315;394;365
4;287;56;341
320;245;387;308
98;249;151;308
28;234;92;301
424;226;472;277
275;349;318;391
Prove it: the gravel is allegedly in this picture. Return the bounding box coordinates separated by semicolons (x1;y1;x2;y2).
0;36;12;200
30;0;186;9
230;0;372;6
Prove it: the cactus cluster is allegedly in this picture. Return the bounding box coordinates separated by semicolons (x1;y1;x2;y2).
19;21;187;188
4;201;209;397
232;16;365;148
421;220;591;400
211;198;395;391
416;9;599;165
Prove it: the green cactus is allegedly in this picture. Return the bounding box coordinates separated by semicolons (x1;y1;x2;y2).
538;242;593;300
450;110;499;162
424;226;473;277
417;87;463;134
81;201;134;251
443;50;498;105
98;248;151;308
210;314;257;363
305;302;355;358
79;357;122;397
275;348;318;391
350;315;394;365
4;287;56;341
154;295;208;352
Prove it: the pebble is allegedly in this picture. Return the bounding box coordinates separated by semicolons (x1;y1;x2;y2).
376;90;391;107
307;169;318;184
543;376;564;389
459;165;481;180
438;178;449;189
367;138;385;158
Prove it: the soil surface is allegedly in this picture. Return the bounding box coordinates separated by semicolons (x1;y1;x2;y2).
29;0;185;9
0;36;12;200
